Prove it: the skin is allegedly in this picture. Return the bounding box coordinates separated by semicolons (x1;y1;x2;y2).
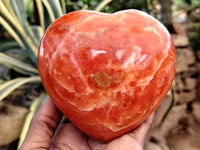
19;97;154;150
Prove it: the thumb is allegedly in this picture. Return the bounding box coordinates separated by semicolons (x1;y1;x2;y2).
19;97;62;150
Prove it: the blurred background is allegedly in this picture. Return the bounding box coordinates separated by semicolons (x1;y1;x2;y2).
0;0;200;150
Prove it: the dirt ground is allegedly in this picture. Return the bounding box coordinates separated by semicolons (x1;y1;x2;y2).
166;116;200;150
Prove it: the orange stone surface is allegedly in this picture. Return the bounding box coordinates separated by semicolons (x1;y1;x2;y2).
38;10;176;142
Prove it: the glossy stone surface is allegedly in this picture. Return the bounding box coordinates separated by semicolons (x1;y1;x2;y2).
38;10;176;142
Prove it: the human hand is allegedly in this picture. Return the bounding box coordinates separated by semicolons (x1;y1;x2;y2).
19;97;154;150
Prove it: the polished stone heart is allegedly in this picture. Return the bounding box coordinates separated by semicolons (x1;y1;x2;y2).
38;10;176;142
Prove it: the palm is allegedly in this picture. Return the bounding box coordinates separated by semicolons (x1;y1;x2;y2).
19;98;153;150
49;117;152;150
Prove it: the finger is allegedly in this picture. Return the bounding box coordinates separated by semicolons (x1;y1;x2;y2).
128;112;155;146
19;97;63;150
50;123;90;150
88;113;155;150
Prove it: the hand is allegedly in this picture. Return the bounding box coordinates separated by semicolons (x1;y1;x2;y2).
19;97;154;150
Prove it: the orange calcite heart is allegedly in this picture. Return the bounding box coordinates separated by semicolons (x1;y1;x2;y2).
38;10;176;142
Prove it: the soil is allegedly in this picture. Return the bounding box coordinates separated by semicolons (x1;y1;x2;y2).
166;113;200;150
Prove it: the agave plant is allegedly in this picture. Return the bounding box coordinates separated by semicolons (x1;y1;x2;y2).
0;0;62;101
0;0;111;102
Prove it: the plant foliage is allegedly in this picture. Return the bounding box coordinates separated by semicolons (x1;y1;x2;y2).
66;0;148;13
0;0;63;102
0;0;113;101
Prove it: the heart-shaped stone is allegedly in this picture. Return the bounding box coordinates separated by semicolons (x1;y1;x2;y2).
38;10;176;142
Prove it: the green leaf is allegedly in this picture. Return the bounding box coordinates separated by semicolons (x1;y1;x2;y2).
0;76;41;101
10;0;27;25
0;2;38;65
3;48;29;62
24;0;34;20
35;0;45;31
17;92;48;149
41;0;56;22
0;40;20;52
30;25;44;46
9;0;40;50
61;0;66;14
1;0;17;18
46;0;63;18
0;52;38;75
41;0;63;25
0;16;25;48
95;0;112;11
